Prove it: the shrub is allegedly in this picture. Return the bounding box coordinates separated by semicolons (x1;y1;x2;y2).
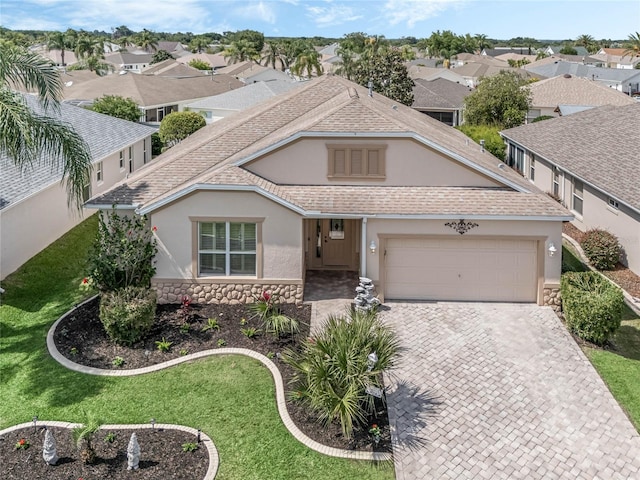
99;287;157;345
561;271;624;345
249;291;299;337
88;208;157;292
580;229;621;270
159;111;206;148
282;309;400;438
456;124;506;161
151;132;163;156
188;59;212;70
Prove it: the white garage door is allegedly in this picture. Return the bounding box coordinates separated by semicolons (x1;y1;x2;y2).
384;237;538;302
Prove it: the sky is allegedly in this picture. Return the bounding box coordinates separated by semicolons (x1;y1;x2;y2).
1;0;638;41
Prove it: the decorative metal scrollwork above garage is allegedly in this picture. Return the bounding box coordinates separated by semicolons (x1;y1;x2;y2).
445;219;479;235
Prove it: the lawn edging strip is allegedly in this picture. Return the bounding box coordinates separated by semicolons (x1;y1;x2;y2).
0;421;219;480
46;298;392;462
563;233;640;316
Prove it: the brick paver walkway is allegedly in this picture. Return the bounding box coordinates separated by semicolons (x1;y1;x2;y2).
380;302;640;480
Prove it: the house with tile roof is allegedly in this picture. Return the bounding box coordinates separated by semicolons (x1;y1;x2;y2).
86;75;570;307
412;78;472;126
0;95;157;280
526;73;636;121
501;103;640;274
593;48;640;69
62;71;244;124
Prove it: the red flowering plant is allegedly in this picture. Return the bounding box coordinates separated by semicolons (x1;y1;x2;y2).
249;291;277;321
249;291;299;338
180;294;193;322
15;438;30;450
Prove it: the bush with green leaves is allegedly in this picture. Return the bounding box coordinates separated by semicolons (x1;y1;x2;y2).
90;95;141;122
188;59;212;70
249;291;299;337
580;229;621;270
561;271;624;345
282;308;400;438
159;111;206;148
456;124;505;160
99;287;157;345
88;208;157;292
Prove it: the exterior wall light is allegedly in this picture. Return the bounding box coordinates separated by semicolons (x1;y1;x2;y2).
548;242;557;257
369;240;377;254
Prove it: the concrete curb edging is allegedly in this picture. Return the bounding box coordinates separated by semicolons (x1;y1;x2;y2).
0;421;219;480
562;233;640;316
46;298;392;462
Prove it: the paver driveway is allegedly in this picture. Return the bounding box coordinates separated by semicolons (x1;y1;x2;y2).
380;302;640;480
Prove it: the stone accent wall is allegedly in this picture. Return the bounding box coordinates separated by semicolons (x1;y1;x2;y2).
543;287;562;313
154;281;304;305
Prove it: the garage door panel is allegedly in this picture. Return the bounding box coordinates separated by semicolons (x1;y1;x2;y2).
385;237;537;302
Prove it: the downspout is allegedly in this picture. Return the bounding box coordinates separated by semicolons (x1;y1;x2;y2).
361;217;368;277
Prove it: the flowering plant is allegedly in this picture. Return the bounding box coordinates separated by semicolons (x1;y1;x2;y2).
369;424;381;442
15;438;30;450
79;277;95;292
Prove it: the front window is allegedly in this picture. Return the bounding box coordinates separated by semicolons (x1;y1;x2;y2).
96;161;103;183
143;138;148;164
529;156;535;181
572;178;583;215
198;222;256;276
552;167;561;198
119;150;124;170
128;146;134;173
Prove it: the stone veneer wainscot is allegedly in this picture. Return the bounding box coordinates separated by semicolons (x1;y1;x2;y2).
154;281;304;305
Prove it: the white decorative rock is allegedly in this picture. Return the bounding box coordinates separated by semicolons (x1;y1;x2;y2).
42;428;58;465
127;433;140;470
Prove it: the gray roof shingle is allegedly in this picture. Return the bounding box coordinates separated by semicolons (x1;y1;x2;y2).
412;78;472;110
86;75;569;219
0;94;156;209
501;103;640;211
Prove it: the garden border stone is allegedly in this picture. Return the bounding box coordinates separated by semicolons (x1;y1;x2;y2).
46;296;393;463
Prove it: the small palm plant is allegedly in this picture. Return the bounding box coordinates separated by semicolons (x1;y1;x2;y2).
73;420;101;464
282;308;400;438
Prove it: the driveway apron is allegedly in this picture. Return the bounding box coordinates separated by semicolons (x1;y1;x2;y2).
380;302;640;480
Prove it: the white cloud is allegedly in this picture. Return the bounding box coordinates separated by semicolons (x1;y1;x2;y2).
382;0;466;28
233;1;277;24
306;3;363;28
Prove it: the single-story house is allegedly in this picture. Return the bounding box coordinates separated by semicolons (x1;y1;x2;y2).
412;78;472;126
593;48;640;69
86;75;570;307
500;103;640;274
450;62;543;88
104;52;155;73
0;94;157;280
526;73;636;121
62;71;244;124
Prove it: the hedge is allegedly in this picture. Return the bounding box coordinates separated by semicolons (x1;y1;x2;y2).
561;271;623;345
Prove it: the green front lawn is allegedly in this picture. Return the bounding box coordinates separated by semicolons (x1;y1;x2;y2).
0;215;394;480
562;241;640;431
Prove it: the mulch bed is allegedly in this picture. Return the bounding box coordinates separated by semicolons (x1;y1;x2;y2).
53;297;392;454
0;426;207;480
563;223;640;298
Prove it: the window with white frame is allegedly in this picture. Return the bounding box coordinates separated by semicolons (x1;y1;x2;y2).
198;222;257;276
96;161;103;183
572;178;583;215
552;166;561;198
119;150;124;170
608;198;619;210
128;146;134;173
529;156;535;181
143;139;148;164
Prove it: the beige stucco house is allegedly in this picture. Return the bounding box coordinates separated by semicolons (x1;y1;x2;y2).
0;95;157;280
501;103;640;274
86;75;570;306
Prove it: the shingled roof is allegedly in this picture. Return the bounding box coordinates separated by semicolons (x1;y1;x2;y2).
86;75;569;220
412;78;472;110
1;94;156;210
501;103;640;212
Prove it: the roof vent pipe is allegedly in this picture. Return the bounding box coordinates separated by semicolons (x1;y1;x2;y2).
368;79;373;97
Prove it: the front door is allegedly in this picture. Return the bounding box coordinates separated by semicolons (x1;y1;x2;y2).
308;219;357;269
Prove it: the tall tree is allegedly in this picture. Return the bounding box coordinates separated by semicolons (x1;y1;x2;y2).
622;32;640;60
222;39;259;64
575;34;598;53
463;71;531;128
351;48;414;106
0;45;92;209
46;30;73;66
291;49;323;79
134;29;158;52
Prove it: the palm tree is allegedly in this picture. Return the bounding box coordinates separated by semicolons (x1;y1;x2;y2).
0;45;92;210
622;32;640;60
260;41;281;69
334;46;357;80
115;35;131;53
474;33;491;52
222;39;259;64
134;29;158;52
75;34;105;60
291;49;323;79
46;30;73;66
575;34;598;53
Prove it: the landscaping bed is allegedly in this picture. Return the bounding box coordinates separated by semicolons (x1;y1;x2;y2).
53;298;392;454
0;426;207;480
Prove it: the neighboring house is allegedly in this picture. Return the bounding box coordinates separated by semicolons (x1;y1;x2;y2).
526;73;636;121
86;75;570;307
525;60;640;94
176;52;228;70
494;53;538;64
482;47;536;56
407;65;464;82
104;52;155;73
544;45;590;56
500;103;640;274
412;78;472;126
0;95;157;280
451;62;543;88
62;71;244;124
452;53;507;67
593;48;640;69
186;80;302;123
142;59;207;78
216;61;270;80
